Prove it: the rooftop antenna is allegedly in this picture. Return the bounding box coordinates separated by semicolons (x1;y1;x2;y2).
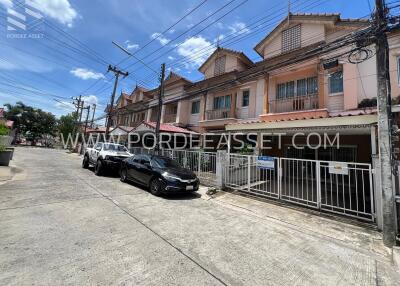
287;0;291;26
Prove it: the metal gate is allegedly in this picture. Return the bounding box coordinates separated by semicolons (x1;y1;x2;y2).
225;155;375;222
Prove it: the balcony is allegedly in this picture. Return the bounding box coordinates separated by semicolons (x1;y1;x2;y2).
269;95;319;113
206;108;231;120
164;113;177;123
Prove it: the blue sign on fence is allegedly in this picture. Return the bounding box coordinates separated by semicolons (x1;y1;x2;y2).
257;156;275;169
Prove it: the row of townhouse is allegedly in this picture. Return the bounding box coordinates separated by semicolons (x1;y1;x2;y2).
107;13;400;164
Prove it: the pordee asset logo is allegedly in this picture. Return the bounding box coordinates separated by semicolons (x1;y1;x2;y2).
6;0;44;39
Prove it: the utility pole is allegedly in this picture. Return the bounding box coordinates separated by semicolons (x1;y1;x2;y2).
91;104;96;128
374;0;396;246
105;65;129;137
155;63;166;154
84;105;91;136
72;95;82;138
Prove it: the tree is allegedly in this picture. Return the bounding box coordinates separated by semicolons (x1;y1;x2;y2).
3;102;57;144
58;112;77;142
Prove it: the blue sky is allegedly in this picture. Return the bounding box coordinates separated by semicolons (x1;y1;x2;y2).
0;0;374;120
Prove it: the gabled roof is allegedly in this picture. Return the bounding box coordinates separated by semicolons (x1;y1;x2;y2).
198;47;253;73
132;85;149;94
254;13;370;57
164;71;192;85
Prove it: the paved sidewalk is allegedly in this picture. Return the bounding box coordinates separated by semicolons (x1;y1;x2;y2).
0;147;399;285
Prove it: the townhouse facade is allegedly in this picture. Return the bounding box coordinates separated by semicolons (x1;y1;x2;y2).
107;13;400;163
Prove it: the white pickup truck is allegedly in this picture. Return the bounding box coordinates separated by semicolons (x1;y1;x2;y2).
82;143;132;176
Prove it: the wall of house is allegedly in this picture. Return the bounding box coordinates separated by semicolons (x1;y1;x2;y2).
236;81;257;119
262;22;325;59
203;54;248;79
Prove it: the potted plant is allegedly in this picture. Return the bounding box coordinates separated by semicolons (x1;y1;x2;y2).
0;123;12;147
0;144;12;166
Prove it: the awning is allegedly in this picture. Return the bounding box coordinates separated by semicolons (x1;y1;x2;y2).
225;115;377;134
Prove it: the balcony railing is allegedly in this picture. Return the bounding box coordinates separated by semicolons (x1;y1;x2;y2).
206;108;231;120
269;95;319;113
164;113;177;123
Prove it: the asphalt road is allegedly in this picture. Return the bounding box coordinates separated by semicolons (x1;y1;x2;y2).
0;148;399;285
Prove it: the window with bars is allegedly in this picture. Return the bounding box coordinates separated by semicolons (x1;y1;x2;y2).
213;95;231;109
242;90;250;107
282;24;301;53
214;56;226;76
329;71;344;94
191;100;200;114
276;77;318;100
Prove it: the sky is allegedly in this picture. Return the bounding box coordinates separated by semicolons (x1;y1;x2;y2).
0;0;375;122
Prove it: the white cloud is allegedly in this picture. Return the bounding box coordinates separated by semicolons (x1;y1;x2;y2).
125;40;139;50
168;29;175;34
30;0;77;26
151;32;170;45
70;68;105;80
82;95;98;105
176;36;214;68
168;56;174;60
127;43;139;50
0;0;12;8
228;22;250;35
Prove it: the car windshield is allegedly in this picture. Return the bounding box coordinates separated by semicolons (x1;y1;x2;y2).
151;157;181;169
103;144;128;152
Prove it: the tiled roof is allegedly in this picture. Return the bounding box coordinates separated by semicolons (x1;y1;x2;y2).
86;127;107;133
198;47;254;72
143;122;198;134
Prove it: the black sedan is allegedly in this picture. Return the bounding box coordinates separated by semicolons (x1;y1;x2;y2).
120;154;200;196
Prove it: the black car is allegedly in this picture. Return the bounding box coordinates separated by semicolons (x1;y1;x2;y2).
120;154;200;196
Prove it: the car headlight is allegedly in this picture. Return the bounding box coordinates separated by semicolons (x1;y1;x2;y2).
162;172;182;182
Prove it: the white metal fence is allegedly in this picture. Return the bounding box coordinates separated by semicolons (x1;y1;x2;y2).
224;154;375;222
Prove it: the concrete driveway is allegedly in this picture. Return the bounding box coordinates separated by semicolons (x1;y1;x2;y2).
0;147;399;285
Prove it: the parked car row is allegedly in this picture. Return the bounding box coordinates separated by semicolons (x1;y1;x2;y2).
82;143;199;196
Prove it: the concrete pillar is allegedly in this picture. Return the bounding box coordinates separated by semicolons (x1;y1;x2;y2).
372;155;383;230
200;93;207;121
176;101;182;124
216;150;228;189
318;64;325;109
371;126;377;155
160;105;166;124
146;108;152;122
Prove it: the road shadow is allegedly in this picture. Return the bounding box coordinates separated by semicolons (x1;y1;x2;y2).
123;180;200;200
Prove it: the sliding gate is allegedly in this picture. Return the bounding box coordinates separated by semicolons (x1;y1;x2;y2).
224;155;375;222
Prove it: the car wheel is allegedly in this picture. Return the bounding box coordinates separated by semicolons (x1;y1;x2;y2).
82;155;89;169
150;179;163;196
95;160;103;176
120;167;128;182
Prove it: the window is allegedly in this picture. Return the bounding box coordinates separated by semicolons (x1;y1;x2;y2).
297;79;307;96
191;100;200;114
307;77;318;95
214;56;226;76
277;83;286;99
282;24;301;53
329;71;344;94
213;95;231;109
276;77;318;100
276;81;295;99
242;90;250;107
